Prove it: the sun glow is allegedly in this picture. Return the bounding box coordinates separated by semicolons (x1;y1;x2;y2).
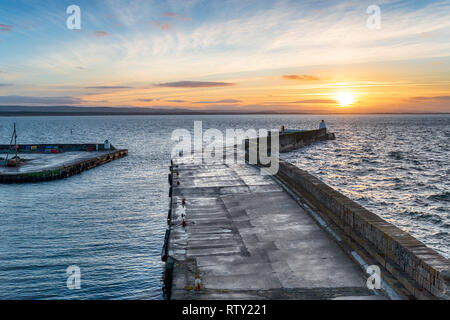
336;92;355;107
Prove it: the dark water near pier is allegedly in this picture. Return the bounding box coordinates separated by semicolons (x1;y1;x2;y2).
0;114;448;299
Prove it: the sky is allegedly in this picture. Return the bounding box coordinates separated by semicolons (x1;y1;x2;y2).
0;0;449;113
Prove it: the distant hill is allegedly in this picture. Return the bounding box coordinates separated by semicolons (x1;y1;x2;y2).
0;106;447;116
0;106;280;116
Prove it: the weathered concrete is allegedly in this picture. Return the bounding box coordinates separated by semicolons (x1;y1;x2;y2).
245;128;335;154
275;160;449;300
164;148;386;300
163;128;448;300
243;129;449;300
278;128;335;152
0;151;112;174
0;143;114;153
0;144;127;183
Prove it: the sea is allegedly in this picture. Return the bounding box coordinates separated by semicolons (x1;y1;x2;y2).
0;114;448;299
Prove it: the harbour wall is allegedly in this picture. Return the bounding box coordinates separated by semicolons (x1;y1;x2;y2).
0;143;115;153
244;128;335;156
0;144;128;183
278;128;335;152
244;129;449;300
275;161;449;299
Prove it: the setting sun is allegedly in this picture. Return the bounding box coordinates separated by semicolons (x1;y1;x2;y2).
336;92;356;107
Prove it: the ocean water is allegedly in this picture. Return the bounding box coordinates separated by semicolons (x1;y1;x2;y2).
282;115;450;258
0;114;448;299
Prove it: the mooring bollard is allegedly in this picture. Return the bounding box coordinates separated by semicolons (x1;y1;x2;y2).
194;275;201;291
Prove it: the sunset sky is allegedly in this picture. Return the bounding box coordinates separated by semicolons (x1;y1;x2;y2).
0;0;449;113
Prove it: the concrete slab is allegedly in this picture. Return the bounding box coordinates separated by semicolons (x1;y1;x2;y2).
0;151;115;174
167;149;384;300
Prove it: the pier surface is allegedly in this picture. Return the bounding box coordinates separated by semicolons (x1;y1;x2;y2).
0;144;127;183
0;151;114;174
166;148;384;300
165;129;449;300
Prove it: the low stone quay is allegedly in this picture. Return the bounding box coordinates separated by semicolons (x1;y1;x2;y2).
0;143;128;183
163;129;449;300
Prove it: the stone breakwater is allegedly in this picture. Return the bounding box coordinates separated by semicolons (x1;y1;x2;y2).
274;160;449;300
246;129;449;299
162;129;449;300
164;148;382;300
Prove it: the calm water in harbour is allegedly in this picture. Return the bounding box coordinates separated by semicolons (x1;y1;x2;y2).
0;114;448;299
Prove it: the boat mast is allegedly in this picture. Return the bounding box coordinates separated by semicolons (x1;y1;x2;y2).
14;123;18;160
5;123;15;164
4;122;18;165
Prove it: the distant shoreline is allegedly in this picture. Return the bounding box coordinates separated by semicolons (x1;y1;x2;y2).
1;106;449;116
0;112;449;117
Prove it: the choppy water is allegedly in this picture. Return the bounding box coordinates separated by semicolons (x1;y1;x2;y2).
282;115;450;258
0;114;448;299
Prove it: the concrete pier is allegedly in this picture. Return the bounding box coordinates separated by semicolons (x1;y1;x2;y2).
165;148;384;299
163;129;449;300
0;143;128;183
278;128;335;153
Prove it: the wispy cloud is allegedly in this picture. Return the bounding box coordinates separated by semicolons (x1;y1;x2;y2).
86;86;132;89
0;83;13;87
3;0;450;113
282;75;320;81
137;98;154;102
94;31;110;37
19;0;450;86
166;99;185;103
161;12;191;21
290;99;337;104
0;23;14;32
195;99;241;104
154;21;171;31
157;81;235;88
408;96;450;101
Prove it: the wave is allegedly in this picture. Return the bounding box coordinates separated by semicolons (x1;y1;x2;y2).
427;192;450;202
388;151;404;160
402;210;444;224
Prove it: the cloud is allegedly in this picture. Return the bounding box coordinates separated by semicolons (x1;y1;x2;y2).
161;12;191;21
166;99;185;103
16;0;450;89
7;0;450;100
0;95;84;105
0;23;14;32
94;31;110;37
86;86;132;89
157;81;235;88
408;96;450;101
154;21;171;31
195;99;242;104
291;99;337;104
137;98;153;102
0;83;13;87
282;75;320;81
